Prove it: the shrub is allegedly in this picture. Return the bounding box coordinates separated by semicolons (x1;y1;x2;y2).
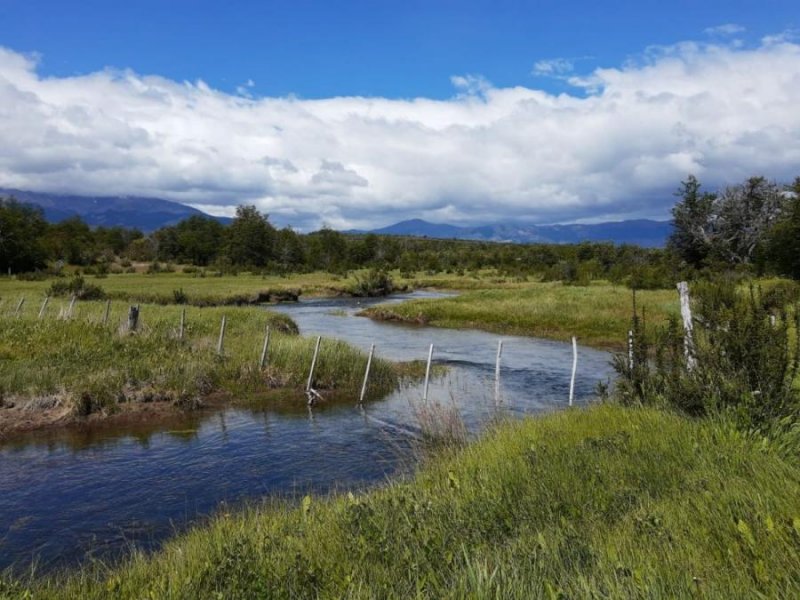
46;275;106;300
614;280;800;432
349;269;395;297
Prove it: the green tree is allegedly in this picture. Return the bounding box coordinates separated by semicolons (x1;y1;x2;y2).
768;176;800;279
0;198;48;273
174;216;224;265
667;175;716;268
223;205;276;267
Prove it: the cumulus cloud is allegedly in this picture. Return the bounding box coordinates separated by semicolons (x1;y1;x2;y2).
1;37;799;231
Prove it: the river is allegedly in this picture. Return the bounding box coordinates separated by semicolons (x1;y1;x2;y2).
0;291;615;573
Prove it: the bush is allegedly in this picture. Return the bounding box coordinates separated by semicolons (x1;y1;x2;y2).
614;280;800;432
172;288;189;304
349;269;395;297
46;275;106;300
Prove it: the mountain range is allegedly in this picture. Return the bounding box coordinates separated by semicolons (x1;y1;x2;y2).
1;188;672;246
0;188;231;232
355;218;672;247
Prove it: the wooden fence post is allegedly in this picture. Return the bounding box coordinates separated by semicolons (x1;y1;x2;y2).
179;307;186;340
306;336;322;393
216;315;227;356
102;299;111;325
38;296;49;319
569;336;578;406
423;343;434;402
259;326;271;369
676;281;696;371
359;343;375;404
14;297;25;316
494;340;503;405
627;329;634;372
127;305;140;331
67;295;77;319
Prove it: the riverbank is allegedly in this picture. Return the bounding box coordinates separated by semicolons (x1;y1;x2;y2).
6;403;798;598
0;301;408;437
363;282;678;351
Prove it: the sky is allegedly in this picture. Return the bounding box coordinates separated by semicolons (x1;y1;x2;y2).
0;1;799;231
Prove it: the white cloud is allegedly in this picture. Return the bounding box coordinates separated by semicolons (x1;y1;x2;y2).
532;58;574;76
704;23;746;36
1;38;800;231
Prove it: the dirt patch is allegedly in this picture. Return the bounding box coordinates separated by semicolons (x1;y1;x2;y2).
0;391;231;441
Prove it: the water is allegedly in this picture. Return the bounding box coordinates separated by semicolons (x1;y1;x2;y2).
0;291;615;573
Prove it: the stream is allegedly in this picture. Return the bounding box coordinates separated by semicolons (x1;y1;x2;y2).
0;291;615;573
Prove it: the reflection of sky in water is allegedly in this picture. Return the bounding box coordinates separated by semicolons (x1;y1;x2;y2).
0;292;615;572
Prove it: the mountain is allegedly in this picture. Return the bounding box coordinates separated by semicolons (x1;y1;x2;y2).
0;188;231;232
354;218;672;247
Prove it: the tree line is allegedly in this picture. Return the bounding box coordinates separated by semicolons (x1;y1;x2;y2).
2;173;799;285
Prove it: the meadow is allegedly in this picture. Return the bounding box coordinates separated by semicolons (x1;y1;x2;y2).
4;403;798;599
0;297;405;436
364;281;679;350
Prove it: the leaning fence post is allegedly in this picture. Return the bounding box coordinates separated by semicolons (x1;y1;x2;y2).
179;307;186;340
259;326;271;369
423;343;434;402
569;336;578;406
359;343;375;404
14;297;25;316
495;340;503;405
102;299;111;325
38;296;50;319
216;315;227;356
676;281;696;371
306;336;322;392
127;305;140;331
67;295;77;319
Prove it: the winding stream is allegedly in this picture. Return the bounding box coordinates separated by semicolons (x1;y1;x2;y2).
0;291;615;573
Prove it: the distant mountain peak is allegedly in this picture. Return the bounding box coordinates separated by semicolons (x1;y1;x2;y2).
356;217;671;247
0;188;231;232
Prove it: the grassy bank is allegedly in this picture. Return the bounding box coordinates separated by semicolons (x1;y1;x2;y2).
363;282;678;350
0;300;403;436
5;404;799;598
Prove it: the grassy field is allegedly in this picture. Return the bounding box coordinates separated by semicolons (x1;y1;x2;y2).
363;282;679;350
0;269;518;307
5;403;799;599
0;299;405;436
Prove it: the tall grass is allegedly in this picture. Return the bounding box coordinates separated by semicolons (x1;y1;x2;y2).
5;404;799;598
0;299;401;428
364;282;679;350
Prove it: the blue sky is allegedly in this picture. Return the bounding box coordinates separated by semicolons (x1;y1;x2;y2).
0;1;799;229
3;0;797;98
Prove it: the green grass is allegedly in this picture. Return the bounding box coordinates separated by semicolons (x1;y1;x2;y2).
363;281;679;350
6;404;799;598
0;299;402;431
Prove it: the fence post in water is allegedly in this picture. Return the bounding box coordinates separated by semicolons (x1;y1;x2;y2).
359;343;375;405
495;340;503;405
676;281;696;371
569;336;578;406
38;296;50;319
14;297;24;317
423;343;434;402
127;305;140;332
306;336;322;392
67;295;77;319
179;307;186;340
102;299;111;325
216;315;227;356
259;326;271;369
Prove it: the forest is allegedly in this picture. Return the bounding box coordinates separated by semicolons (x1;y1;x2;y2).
2;175;798;286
